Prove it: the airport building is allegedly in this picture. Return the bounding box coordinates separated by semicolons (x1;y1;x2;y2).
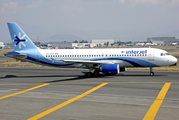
50;41;72;49
72;43;91;48
57;41;72;49
91;39;114;47
0;42;5;49
4;43;13;49
147;37;179;45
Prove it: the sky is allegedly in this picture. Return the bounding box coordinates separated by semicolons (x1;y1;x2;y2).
0;0;179;42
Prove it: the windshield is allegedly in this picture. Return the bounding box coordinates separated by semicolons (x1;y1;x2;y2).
161;53;170;56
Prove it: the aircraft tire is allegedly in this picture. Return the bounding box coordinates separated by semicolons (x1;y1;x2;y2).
86;72;92;78
150;72;154;76
93;70;99;77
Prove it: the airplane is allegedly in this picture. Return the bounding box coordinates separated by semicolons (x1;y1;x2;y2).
5;22;177;77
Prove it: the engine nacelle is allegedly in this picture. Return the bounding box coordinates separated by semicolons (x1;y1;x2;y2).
100;64;120;74
120;67;127;72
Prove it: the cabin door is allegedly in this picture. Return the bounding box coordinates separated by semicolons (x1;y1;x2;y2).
148;49;154;61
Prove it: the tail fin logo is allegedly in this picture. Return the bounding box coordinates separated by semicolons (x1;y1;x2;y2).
13;32;28;49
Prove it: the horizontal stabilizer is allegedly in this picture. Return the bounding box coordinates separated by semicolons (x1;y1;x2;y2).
4;51;27;59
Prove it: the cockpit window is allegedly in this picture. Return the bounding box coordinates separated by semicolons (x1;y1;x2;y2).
161;53;170;56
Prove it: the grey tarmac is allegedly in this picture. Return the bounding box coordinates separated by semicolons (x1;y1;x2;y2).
0;67;179;120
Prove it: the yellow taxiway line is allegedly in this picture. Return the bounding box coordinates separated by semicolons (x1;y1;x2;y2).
143;83;171;120
27;83;108;120
0;83;49;100
0;82;179;86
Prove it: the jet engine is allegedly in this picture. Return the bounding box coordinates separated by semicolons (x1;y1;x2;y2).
120;67;127;72
100;64;120;74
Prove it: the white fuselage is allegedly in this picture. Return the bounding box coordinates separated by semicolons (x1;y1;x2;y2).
31;48;177;68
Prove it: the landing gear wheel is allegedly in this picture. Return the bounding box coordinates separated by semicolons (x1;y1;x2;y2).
149;67;154;76
86;72;92;78
150;72;154;76
93;70;99;77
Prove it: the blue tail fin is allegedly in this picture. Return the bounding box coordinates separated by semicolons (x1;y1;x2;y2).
7;22;37;51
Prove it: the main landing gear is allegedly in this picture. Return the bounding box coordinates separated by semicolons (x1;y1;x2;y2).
86;72;92;78
85;69;100;78
150;67;154;76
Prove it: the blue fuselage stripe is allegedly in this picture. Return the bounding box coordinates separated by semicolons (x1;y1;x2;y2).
26;56;158;67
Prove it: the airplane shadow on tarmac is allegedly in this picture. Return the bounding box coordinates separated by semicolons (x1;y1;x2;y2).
0;72;166;83
0;74;88;83
0;75;83;79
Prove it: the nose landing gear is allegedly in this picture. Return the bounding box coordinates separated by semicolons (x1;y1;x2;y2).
150;67;154;76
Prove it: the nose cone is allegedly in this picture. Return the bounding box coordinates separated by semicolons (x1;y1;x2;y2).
170;56;177;65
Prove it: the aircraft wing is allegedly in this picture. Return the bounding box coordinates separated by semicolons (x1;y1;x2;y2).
58;60;113;64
